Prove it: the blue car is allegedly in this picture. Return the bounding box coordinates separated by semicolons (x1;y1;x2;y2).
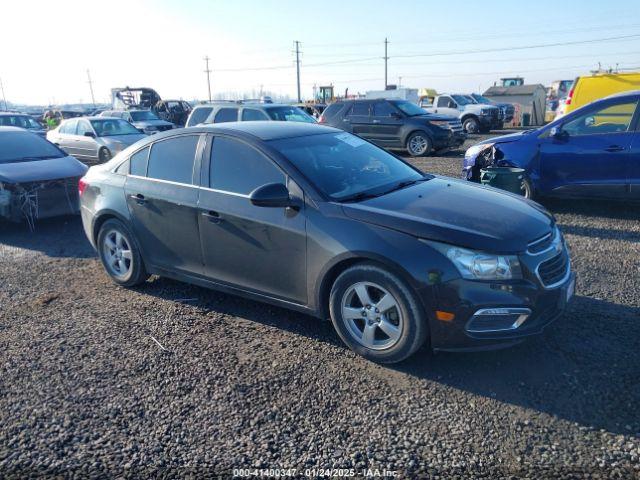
463;90;640;200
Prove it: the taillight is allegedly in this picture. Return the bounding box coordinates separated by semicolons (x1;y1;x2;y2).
78;177;88;196
565;88;574;105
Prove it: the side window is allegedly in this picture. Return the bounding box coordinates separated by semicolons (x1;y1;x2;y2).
76;120;92;136
214;108;239;123
241;109;268;121
187;107;213;126
130;146;150;176
348;102;370;116
563;100;638;136
437;97;451;108
64;119;78;134
210;137;284;194
147;135;199;184
372;102;396;117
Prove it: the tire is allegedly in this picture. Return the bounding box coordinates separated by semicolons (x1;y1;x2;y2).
97;219;149;287
329;263;429;364
405;131;432;157
98;147;112;163
521;176;535;200
462;117;480;134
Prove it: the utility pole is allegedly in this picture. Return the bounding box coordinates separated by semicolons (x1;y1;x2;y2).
398;76;402;88
86;69;96;107
384;37;389;90
204;56;212;102
294;41;301;102
0;77;6;111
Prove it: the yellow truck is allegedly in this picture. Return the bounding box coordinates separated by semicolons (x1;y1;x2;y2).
563;71;640;115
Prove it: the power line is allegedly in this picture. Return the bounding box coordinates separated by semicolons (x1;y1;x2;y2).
392;33;640;59
204;56;212;102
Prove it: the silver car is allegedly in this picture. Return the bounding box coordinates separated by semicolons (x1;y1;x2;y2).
100;109;174;134
47;117;147;164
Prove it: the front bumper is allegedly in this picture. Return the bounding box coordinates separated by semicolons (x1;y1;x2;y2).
427;270;575;351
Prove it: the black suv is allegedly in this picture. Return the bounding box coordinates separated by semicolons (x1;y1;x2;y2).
320;99;465;157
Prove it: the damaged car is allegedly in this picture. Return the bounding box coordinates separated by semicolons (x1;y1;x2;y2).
463;90;640;200
0;127;88;227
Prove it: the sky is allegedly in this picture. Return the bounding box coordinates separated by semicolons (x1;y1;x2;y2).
1;0;639;105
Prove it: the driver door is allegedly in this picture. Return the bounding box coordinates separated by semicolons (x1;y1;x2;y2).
434;96;459;117
538;98;638;198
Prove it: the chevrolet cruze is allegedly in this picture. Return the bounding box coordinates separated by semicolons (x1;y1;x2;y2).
79;122;575;363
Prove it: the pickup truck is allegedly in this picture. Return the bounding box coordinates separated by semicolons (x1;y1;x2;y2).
421;94;500;134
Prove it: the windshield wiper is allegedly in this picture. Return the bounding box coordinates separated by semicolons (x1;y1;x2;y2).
382;177;428;195
339;191;385;203
16;155;61;162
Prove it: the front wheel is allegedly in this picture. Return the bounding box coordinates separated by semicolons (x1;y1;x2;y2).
521;177;535;199
97;219;149;287
406;132;432;157
463;117;480;134
329;263;429;364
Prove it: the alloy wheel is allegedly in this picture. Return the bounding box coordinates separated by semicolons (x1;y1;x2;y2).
341;281;404;350
408;135;428;156
102;229;133;278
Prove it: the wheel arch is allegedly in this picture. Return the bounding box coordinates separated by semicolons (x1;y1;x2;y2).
401;128;433;146
92;209;131;246
315;252;422;321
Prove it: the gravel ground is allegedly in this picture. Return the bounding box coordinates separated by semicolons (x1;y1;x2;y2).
1;131;639;478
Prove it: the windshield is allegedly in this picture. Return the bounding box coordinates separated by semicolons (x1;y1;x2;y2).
471;94;492;104
266;107;316;123
452;95;473;106
90;119;141;136
0;115;42;129
130;111;159;121
392;101;425;116
269;132;424;201
0;131;65;164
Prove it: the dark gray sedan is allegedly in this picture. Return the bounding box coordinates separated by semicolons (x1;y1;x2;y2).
47;117;147;165
79;122;574;363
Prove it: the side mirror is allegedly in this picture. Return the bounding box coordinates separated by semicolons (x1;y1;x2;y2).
84;131;95;138
391;112;402;119
249;183;291;208
448;102;457;109
550;126;568;139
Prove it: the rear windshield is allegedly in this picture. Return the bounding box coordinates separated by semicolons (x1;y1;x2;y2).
0;132;66;164
130;111;159;121
266;107;316;123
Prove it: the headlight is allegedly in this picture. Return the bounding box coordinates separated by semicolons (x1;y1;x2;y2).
464;143;493;160
429;120;450;128
425;240;522;280
480;108;492;116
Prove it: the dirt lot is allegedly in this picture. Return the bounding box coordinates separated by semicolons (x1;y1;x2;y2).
1;132;639;478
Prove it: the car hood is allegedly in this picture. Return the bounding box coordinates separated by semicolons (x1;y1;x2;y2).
133;120;173;127
0;156;88;184
478;130;534;146
101;134;147;146
340;177;553;253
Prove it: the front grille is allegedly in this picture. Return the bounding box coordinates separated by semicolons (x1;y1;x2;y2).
447;120;464;134
538;251;569;287
528;231;554;254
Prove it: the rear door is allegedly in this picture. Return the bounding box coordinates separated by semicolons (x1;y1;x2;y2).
124;135;205;274
538;97;638;198
627;111;640;198
343;101;372;138
368;101;404;147
197;135;307;303
56;119;78;155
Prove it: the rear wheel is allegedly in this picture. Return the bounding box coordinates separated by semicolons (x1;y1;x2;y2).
329;263;428;363
406;132;432;157
521;176;535;199
97;219;149;287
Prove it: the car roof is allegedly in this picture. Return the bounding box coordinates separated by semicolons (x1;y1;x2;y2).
604;89;640;100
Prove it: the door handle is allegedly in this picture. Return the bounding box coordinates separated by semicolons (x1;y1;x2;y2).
129;193;146;205
605;145;625;152
201;210;221;223
342;119;351;123
372;119;380;124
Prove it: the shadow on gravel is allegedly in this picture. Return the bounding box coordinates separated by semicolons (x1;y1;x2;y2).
395;295;640;436
541;197;640;221
0;216;95;259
